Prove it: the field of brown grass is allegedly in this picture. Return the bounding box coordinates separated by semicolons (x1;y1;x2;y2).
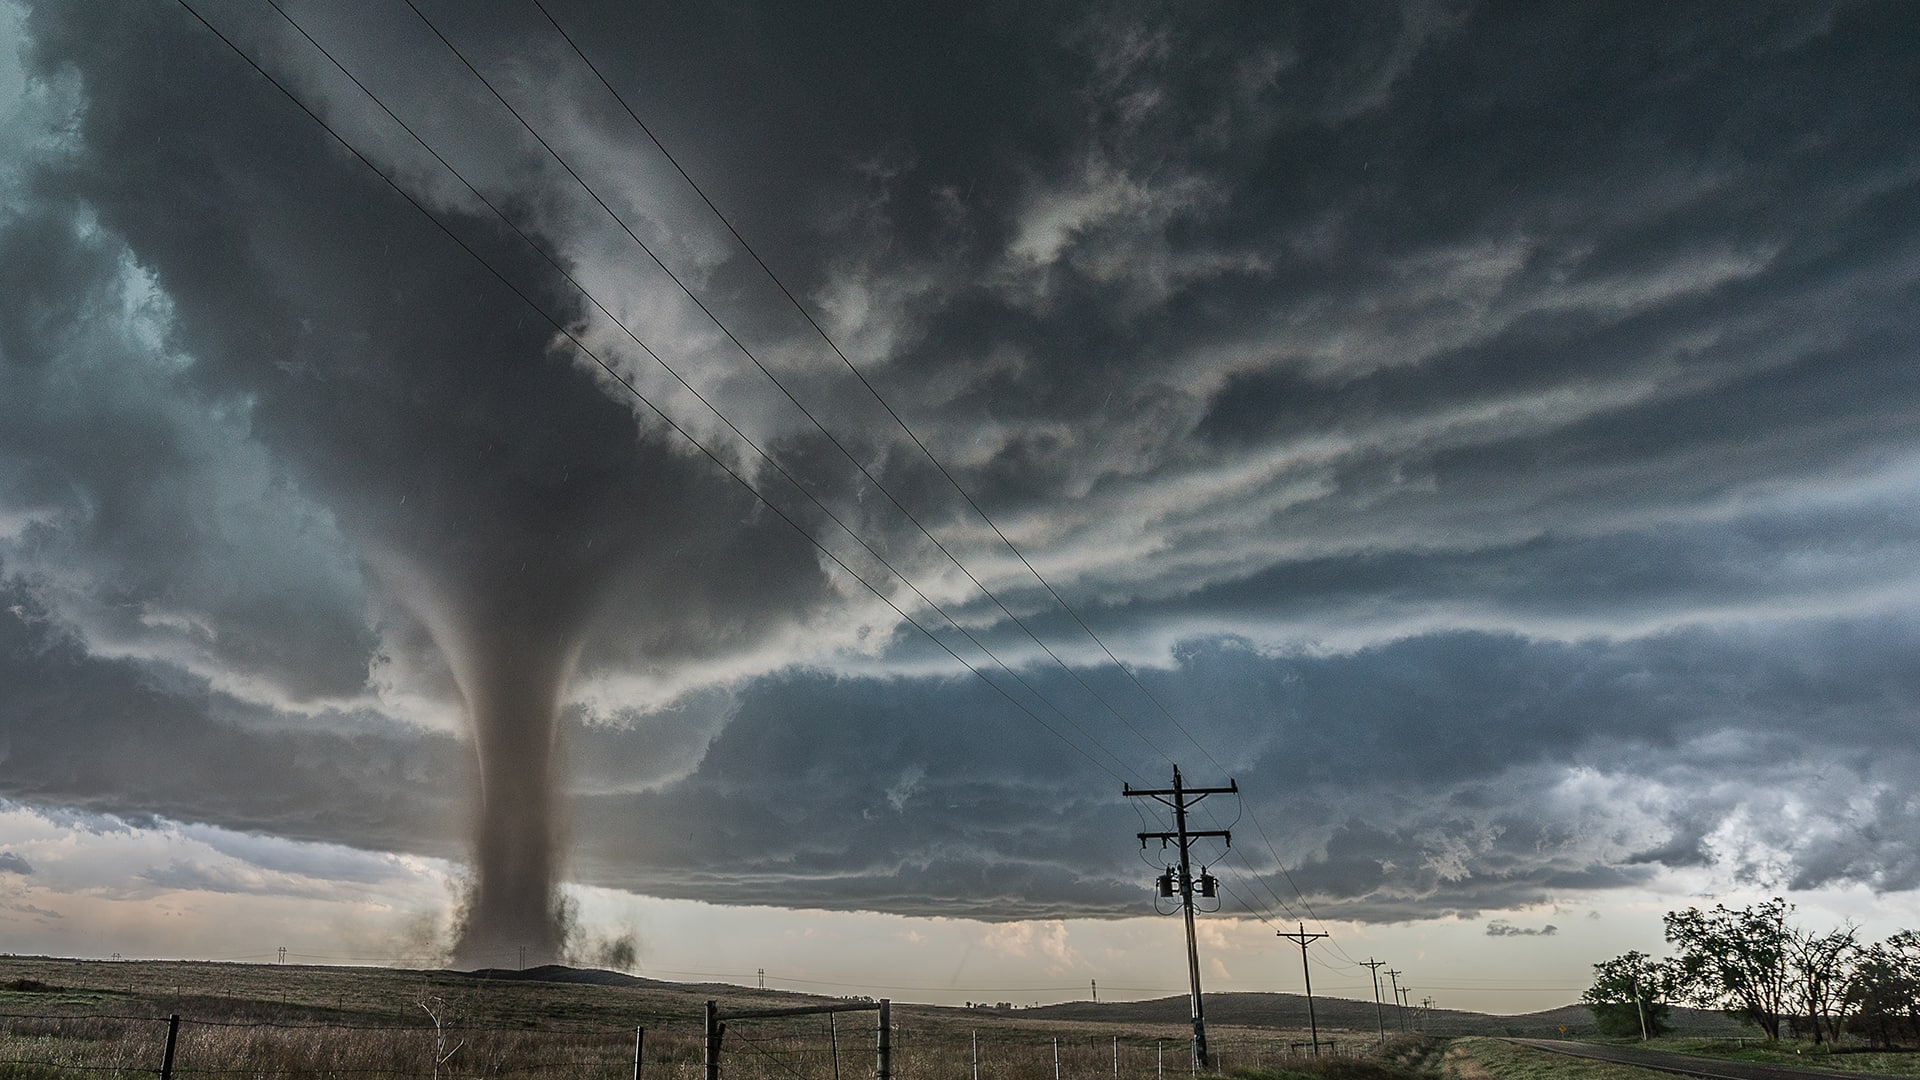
0;955;1390;1080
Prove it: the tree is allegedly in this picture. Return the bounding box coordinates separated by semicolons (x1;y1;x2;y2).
1584;950;1678;1039
1665;897;1793;1040
1848;931;1920;1048
1790;923;1858;1044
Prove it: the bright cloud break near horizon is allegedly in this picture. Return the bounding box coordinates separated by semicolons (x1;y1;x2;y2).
1;0;1917;1016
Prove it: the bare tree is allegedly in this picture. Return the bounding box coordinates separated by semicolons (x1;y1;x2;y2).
1792;923;1859;1044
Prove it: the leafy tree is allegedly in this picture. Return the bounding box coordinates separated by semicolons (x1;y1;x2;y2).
1848;931;1920;1047
1665;897;1793;1040
1583;950;1677;1039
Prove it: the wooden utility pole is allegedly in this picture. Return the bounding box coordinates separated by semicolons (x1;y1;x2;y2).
1125;765;1236;1073
1279;924;1329;1055
1360;958;1387;1040
1386;970;1407;1031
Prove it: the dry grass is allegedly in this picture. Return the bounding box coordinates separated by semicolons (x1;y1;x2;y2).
0;956;1409;1080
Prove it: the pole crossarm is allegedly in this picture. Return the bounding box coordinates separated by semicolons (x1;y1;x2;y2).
1137;829;1230;846
1123;781;1239;797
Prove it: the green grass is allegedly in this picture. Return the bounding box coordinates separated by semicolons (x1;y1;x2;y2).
1632;1037;1920;1076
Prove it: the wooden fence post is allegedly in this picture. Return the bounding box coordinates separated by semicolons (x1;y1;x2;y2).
160;1014;180;1080
705;1001;723;1080
876;999;891;1080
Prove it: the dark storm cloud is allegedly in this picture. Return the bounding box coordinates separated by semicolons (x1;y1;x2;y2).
0;584;462;855
561;617;1920;920
6;0;843;952
3;0;1918;929
0;853;31;875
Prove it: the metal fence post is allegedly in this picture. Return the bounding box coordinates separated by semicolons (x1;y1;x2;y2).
633;1026;644;1080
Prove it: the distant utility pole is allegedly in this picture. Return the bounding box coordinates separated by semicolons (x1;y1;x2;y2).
1386;970;1407;1032
1277;924;1329;1056
1125;765;1236;1073
1360;959;1387;1040
1091;979;1098;1002
1421;996;1435;1027
758;968;765;989
1398;986;1415;1030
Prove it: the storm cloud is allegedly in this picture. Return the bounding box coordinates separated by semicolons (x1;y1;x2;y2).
2;0;1917;946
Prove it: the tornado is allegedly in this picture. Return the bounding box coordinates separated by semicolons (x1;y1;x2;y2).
439;611;581;967
27;0;834;975
385;489;648;970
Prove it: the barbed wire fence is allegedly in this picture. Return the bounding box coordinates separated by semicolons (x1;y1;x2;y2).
0;1006;1375;1080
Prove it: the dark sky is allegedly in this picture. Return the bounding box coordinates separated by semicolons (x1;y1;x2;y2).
2;0;1918;967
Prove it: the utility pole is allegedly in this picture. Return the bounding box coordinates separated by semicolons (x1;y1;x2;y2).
1386;970;1407;1032
1421;996;1435;1028
1360;959;1387;1041
1091;979;1098;1002
1398;987;1415;1030
1277;924;1329;1056
1125;765;1236;1073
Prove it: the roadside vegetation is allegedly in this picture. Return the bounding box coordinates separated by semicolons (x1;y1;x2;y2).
1438;1038;1668;1080
1582;899;1920;1049
1626;1037;1920;1077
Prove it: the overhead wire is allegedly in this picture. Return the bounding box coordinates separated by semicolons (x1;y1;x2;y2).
526;0;1336;935
402;0;1182;779
260;0;1147;788
168;0;1134;788
221;0;1323;956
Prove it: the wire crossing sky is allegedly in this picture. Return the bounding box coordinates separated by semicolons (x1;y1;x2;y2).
1;0;1918;1010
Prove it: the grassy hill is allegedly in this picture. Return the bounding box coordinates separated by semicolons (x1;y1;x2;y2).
1023;991;1749;1039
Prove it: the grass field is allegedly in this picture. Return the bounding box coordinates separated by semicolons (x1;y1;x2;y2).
3;956;1915;1080
1440;1038;1671;1080
0;955;1377;1080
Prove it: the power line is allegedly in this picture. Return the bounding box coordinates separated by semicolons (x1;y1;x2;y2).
260;0;1147;787
527;0;1334;937
403;0;1175;777
240;0;1310;960
168;0;1132;787
416;0;1307;941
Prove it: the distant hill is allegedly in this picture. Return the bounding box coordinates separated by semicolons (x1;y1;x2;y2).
462;965;674;989
453;967;1752;1039
1021;992;1750;1038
